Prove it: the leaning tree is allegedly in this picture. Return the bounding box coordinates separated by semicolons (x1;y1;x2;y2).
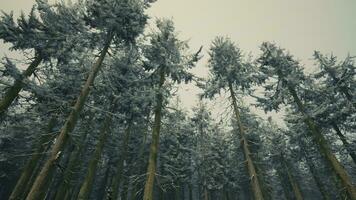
142;19;201;200
203;36;265;200
255;42;356;198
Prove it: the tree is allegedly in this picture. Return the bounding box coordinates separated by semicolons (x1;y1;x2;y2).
8;117;56;200
203;36;265;200
313;52;355;109
157;107;195;199
105;46;153;200
0;0;87;116
53;113;95;200
77;99;116;200
308;52;356;163
8;33;97;200
142;19;201;200
255;42;356;198
25;1;149;199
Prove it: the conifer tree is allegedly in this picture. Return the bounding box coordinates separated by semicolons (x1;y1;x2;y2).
0;0;87;116
203;36;265;200
313;52;355;109
142;19;201;200
255;42;356;198
26;1;149;199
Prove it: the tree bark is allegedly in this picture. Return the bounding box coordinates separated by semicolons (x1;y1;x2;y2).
63;133;92;200
331;123;356;164
77;114;113;200
109;123;132;200
25;33;113;200
138;109;152;160
54;115;94;200
287;85;356;199
9;116;56;200
0;54;43;116
143;67;166;200
45;144;75;200
299;140;330;200
281;154;303;200
228;82;265;200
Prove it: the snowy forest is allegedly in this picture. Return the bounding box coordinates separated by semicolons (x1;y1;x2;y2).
0;0;355;200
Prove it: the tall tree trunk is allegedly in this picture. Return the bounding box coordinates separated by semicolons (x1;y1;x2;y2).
22;143;51;199
228;82;265;200
77;114;113;200
54;115;94;200
287;85;356;199
281;154;303;200
63;134;92;200
109;123;132;200
143;67;166;200
25;33;113;200
299;140;330;200
9;116;56;200
0;54;43;116
54;145;82;200
331;123;356;164
46;144;75;200
138;109;152;160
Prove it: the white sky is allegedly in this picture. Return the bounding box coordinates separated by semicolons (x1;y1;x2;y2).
147;0;356;122
1;0;356;123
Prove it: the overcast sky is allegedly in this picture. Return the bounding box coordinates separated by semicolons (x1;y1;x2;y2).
1;0;355;121
148;0;356;119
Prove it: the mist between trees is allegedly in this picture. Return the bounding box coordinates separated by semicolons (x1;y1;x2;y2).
0;0;355;200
